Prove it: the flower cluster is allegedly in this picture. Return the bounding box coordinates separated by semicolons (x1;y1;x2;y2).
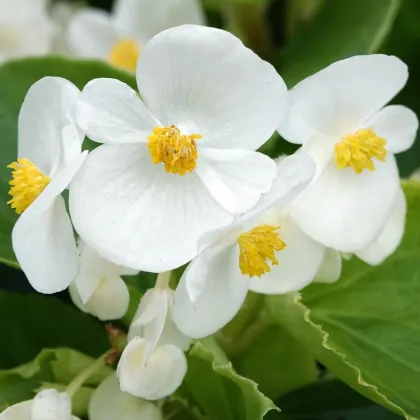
5;21;418;416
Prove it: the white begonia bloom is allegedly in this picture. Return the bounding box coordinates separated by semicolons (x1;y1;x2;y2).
315;185;407;283
278;55;418;252
89;374;162;420
70;25;287;272
0;0;52;63
0;389;79;420
173;153;317;338
68;240;137;321
117;273;190;400
68;0;205;72
8;77;87;294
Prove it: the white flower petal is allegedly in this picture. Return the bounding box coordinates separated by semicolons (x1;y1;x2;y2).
120;266;140;276
288;55;408;138
137;25;287;150
18;77;82;176
13;195;78;294
68;9;117;58
290;156;400;252
356;187;406;265
315;248;342;283
31;389;72;420
173;245;248;338
249;217;324;294
0;400;33;420
196;148;276;214
365;105;419;154
76;78;159;145
117;338;187;400
89;374;162;420
69;144;232;272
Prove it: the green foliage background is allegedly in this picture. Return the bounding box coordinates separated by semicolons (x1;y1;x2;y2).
1;0;420;419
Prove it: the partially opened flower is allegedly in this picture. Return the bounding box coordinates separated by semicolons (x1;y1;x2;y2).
117;272;190;399
0;0;52;63
68;0;205;71
173;153;316;338
70;25;287;272
0;389;79;420
69;240;137;321
8;77;87;293
278;55;418;252
89;374;162;420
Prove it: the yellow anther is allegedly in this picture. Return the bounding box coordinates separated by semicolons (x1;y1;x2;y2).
238;225;286;278
7;158;50;214
108;39;140;72
148;125;202;176
334;128;387;174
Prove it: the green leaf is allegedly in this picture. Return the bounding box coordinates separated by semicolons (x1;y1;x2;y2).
267;181;420;419
235;325;318;400
0;57;136;268
0;348;112;417
180;337;277;420
276;0;401;87
0;290;109;368
386;0;420;176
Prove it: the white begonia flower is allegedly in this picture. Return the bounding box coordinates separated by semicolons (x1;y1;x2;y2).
0;389;79;420
89;374;162;420
173;153;317;338
315;185;407;283
278;55;418;252
8;77;87;294
68;0;205;72
117;272;190;400
0;0;52;63
69;25;287;272
68;240;137;321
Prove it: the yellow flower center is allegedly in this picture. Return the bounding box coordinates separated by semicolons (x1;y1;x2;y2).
148;125;202;176
7;158;50;214
238;225;286;278
334;128;387;174
108;39;140;72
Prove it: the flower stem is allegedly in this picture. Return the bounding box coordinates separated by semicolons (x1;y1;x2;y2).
65;350;111;398
155;271;172;289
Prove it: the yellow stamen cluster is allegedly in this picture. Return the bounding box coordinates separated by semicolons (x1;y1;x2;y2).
108;39;140;72
7;158;50;214
334;128;387;174
148;125;202;176
238;225;286;278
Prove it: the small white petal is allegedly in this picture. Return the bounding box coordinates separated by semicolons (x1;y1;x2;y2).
286;55;408;138
364;105;419;154
137;25;287;150
31;389;72;420
356;187;406;265
290;156;400;252
76;78;159;145
69;144;232;272
249;217;324;294
196;148;276;214
315;248;342;283
117;338;187;400
173;245;248;338
0;400;33;420
68;9;117;58
89;374;162;420
18;77;82;176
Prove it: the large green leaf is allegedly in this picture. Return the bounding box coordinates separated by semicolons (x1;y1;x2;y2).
180;337;277;420
276;0;401;87
0;348;112;417
267;180;420;419
0;290;109;368
0;57;136;268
